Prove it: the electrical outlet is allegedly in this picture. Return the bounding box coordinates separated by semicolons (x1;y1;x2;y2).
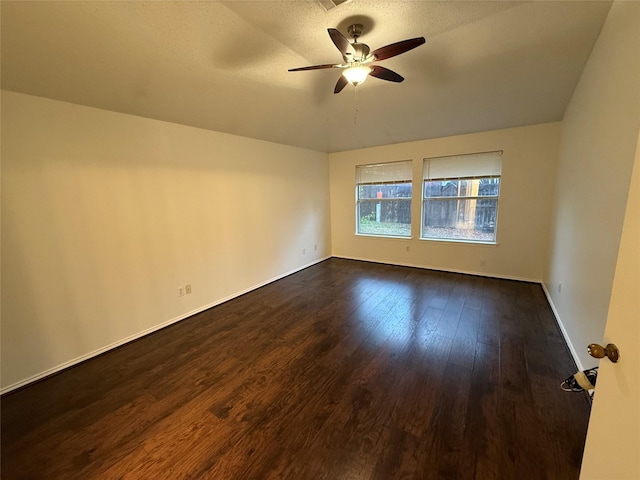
480;259;487;267
302;248;306;254
558;281;562;293
185;284;192;295
314;244;317;251
178;287;185;297
406;246;410;252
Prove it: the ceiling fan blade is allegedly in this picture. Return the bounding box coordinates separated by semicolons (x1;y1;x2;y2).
328;28;356;58
288;63;341;72
372;37;426;61
334;75;348;94
370;65;404;83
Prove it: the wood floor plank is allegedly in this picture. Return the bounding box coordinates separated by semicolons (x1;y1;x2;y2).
1;258;590;479
429;362;475;479
448;305;481;370
469;340;502;480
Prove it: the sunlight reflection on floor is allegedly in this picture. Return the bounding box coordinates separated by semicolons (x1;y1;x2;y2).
351;276;431;351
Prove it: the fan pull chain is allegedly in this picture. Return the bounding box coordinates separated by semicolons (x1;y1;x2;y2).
354;84;359;125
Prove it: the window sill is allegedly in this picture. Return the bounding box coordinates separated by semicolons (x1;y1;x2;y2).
419;237;498;246
355;233;412;240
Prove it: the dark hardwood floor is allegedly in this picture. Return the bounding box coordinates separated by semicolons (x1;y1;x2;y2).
1;258;590;479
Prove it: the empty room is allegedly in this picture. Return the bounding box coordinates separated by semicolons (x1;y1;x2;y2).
1;1;638;479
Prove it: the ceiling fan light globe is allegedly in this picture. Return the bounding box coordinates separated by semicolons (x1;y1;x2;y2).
343;66;371;86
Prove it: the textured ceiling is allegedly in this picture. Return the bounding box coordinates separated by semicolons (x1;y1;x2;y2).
1;1;612;153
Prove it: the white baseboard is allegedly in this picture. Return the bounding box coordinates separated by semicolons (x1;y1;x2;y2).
333;255;541;283
541;282;584;371
0;256;330;395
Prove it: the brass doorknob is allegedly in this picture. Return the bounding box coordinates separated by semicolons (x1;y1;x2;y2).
587;343;620;363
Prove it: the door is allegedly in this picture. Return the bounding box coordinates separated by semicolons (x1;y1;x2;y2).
580;133;640;479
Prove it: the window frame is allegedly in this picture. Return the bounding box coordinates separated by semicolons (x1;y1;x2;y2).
421;152;502;245
355;160;413;239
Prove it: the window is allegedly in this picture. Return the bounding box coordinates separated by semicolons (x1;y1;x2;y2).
356;160;412;237
422;152;502;243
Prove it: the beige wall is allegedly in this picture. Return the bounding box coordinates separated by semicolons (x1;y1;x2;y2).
329;123;561;281
544;1;640;370
1;91;331;391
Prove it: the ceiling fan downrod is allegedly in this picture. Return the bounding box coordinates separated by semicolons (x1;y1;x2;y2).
347;24;363;42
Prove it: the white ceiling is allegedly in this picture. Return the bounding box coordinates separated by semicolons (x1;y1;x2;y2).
1;1;612;153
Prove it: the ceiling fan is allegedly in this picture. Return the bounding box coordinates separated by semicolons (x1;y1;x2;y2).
288;24;425;94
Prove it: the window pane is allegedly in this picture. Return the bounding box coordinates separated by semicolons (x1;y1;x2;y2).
358;199;411;237
422;198;497;242
424;177;500;198
358;182;412;200
424;180;460;198
478;178;500;196
355;159;412;239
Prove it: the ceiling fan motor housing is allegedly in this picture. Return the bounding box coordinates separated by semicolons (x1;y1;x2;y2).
345;43;370;62
344;25;370;62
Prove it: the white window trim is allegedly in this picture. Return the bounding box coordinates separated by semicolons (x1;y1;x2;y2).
421;152;502;244
355;160;413;238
